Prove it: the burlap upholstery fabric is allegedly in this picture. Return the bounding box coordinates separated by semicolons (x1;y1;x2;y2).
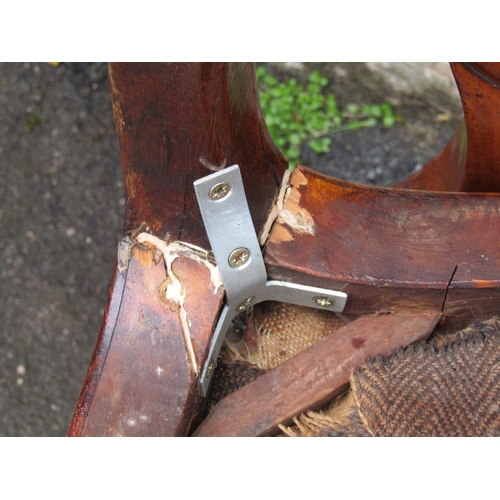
280;317;500;437
279;391;372;437
211;300;500;437
208;301;344;406
207;362;265;409
243;301;344;370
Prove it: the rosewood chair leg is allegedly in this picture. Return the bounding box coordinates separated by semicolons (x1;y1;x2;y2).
69;63;286;436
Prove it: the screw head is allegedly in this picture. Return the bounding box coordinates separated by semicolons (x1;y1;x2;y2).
209;182;231;200
236;296;254;312
206;360;215;377
228;247;250;268
313;296;335;307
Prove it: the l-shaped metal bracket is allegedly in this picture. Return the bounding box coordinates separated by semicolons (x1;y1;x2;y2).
194;165;348;396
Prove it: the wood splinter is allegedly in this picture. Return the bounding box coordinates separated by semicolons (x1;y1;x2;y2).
136;232;222;375
69;234;225;436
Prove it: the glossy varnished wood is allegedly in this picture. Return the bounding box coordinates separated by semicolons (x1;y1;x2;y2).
264;166;500;327
400;63;500;192
109;63;288;249
453;63;500;192
194;312;440;437
70;251;224;436
70;63;286;436
68;248;126;436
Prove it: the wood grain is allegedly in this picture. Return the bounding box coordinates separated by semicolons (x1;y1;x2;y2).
452;62;500;192
70;63;287;436
193;312;441;437
265;166;500;325
68;243;127;437
109;63;287;249
69;249;224;436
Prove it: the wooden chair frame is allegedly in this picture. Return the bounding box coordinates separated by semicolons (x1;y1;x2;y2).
68;63;500;436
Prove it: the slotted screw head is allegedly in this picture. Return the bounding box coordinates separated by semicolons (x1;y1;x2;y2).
209;182;231;200
228;247;250;268
236;296;254;312
313;296;335;307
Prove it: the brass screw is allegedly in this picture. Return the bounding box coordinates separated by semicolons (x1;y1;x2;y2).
313;296;335;307
209;182;231;200
236;296;254;312
206;360;215;377
228;247;250;268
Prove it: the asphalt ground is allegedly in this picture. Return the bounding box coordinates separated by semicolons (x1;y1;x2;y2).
0;62;462;436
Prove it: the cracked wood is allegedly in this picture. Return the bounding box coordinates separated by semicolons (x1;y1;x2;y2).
264;166;500;328
69;247;224;436
109;63;287;248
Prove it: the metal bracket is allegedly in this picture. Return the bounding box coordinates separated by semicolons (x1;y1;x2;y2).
194;165;348;396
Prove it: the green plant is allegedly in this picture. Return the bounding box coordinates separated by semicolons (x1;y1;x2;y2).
24;113;42;132
256;66;396;168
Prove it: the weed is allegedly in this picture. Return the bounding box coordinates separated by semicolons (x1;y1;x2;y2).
256;66;396;168
24;113;42;132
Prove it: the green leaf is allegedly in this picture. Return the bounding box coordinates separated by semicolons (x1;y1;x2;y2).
326;95;339;116
383;114;395;127
381;102;393;114
346;104;359;115
286;145;301;161
308;70;328;87
369;105;382;117
256;65;398;167
308;137;331;154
